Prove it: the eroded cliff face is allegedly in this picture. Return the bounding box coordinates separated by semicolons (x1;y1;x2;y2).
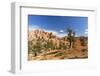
28;29;69;50
28;29;88;60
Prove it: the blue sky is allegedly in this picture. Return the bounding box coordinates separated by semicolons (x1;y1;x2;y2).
28;15;88;37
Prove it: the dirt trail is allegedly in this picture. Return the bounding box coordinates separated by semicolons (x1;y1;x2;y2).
28;48;88;60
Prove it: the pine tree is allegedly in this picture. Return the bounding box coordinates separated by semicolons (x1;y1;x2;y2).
67;28;75;48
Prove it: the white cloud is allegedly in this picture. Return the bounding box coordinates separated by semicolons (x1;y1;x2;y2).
29;25;41;31
84;29;88;35
57;33;67;38
59;30;64;33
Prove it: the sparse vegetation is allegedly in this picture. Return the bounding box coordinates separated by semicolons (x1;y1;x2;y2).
28;29;88;60
54;52;64;57
80;36;87;46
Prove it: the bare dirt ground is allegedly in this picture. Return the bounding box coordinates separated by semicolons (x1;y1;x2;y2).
28;47;88;61
28;30;88;61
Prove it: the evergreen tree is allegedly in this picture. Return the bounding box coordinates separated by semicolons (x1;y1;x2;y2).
67;27;75;48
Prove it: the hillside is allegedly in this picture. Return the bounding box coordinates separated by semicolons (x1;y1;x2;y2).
28;29;88;60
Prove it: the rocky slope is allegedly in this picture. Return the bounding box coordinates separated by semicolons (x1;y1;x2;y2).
28;29;88;60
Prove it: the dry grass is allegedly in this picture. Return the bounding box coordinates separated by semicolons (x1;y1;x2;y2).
28;32;88;61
